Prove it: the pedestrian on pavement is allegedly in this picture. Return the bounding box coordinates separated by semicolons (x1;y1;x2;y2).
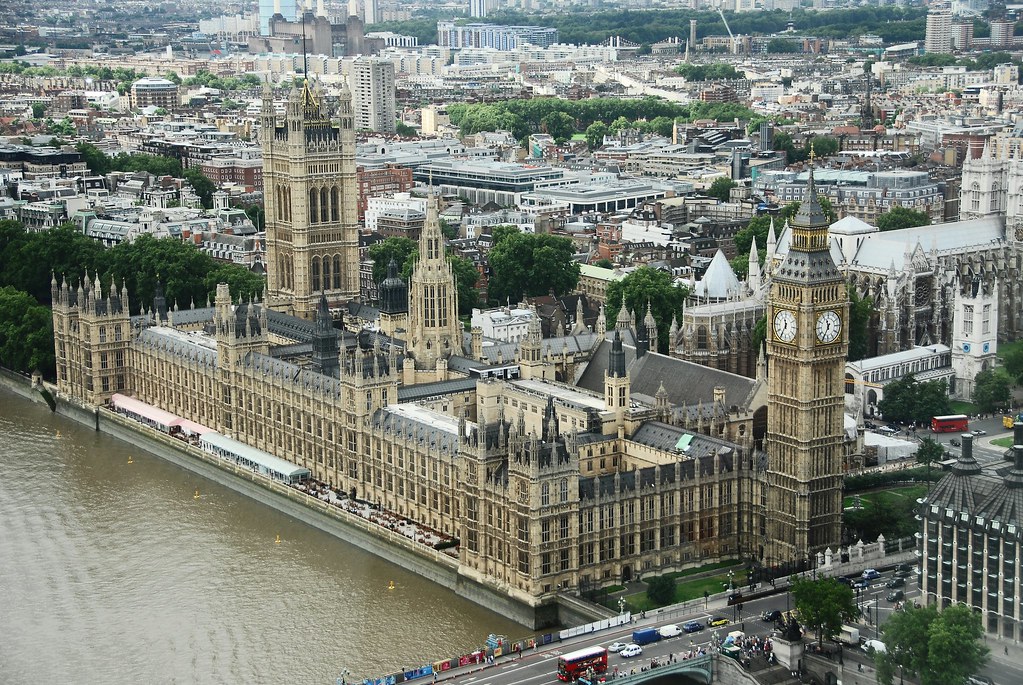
1005;646;1009;656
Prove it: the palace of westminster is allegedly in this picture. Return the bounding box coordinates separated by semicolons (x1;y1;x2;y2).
50;80;1023;625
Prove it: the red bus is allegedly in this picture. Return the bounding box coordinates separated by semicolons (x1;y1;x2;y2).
931;415;969;433
556;645;608;681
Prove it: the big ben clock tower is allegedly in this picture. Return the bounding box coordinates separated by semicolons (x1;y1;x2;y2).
765;156;848;568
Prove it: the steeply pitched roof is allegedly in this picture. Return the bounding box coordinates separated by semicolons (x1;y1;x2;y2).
576;340;757;411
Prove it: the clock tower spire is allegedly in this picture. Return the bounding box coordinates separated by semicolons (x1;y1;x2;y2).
764;151;848;568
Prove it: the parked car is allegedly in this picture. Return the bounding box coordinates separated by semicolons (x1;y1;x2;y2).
886;590;904;602
886;577;905;589
761;610;783;622
709;616;729;627
683;621;705;633
966;675;993;685
658;624;682;638
864;421;877;429
836;576;853;586
619;644;643;658
607;641;627;653
862;569;881;580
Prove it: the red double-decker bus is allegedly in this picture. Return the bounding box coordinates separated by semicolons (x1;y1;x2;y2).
556;645;608;681
931;414;969;433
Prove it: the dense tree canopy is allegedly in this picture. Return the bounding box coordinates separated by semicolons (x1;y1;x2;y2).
706;177;737;202
790;577;859;646
0;286;55;377
973;368;1012;413
876;604;988;685
848;286;873;362
446;97;754;142
1003;345;1023;385
877;374;951;425
605;266;688;354
487;231;580;304
877;206;931;232
368;237;418;285
646;575;676;607
674;63;742;81
448;255;480;315
0;221;263;313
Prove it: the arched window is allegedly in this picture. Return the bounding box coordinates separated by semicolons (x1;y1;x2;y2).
541;482;550;506
331;187;340;222
311;257;321;292
321;255;330;291
845;373;855;394
970;182;980;212
320;187;329;223
697;325;708;350
333;255;342;289
309;188;318;223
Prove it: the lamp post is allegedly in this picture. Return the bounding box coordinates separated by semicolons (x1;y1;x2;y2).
618;596;626;615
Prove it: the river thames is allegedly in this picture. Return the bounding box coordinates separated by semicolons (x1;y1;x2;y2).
0;389;523;684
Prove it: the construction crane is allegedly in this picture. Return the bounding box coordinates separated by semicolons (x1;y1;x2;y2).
717;3;737;55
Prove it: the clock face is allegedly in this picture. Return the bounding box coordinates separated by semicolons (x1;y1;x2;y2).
815;310;842;344
774;310;797;343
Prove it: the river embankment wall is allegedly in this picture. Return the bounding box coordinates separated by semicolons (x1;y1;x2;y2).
0;372;589;629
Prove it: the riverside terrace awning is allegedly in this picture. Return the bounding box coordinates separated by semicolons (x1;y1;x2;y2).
199;432;311;484
110;394;214;435
111;393;180;432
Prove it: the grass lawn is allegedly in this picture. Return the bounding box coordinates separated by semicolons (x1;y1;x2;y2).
991;437;1013;448
949;400;979;415
843;485;928;511
625;574;732;612
998;340;1023;361
665;559;741;580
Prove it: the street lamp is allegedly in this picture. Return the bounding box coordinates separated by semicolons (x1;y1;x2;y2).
618;596;626;615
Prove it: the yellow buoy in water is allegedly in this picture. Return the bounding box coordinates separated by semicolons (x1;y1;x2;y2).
275;534;281;544
388;580;396;590
194;489;200;499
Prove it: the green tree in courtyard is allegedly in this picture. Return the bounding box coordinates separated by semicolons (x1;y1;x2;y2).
487;232;579;304
585;121;608;151
447;254;480;315
875;603;988;685
594;258;614;269
605;266;688;354
877;206;931;232
540;111;575;142
0;286;55;377
789;577;859;646
76;142;113;176
848;286;873;361
973;368;1012;413
877;374;951;425
368;237;418;285
183;168;217;209
31;102;47;119
646;575;676;607
707;177;737;202
1003;345;1023;385
915;437;944;492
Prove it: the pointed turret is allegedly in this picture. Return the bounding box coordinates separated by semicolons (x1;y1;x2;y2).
747;236;761;290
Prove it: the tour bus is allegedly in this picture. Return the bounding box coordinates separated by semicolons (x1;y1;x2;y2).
556;645;609;682
931;414;969;433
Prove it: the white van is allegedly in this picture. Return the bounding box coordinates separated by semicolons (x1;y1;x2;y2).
862;639;887;654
